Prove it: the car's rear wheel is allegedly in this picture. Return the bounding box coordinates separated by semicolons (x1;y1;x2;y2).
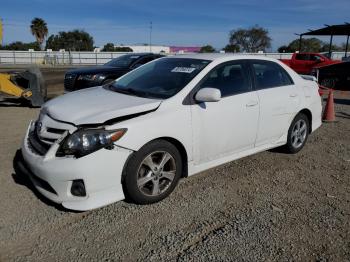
284;113;310;154
123;140;182;204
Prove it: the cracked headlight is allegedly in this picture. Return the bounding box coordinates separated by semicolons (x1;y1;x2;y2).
58;128;127;157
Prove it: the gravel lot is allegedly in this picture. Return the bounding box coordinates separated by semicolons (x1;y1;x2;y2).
0;80;349;261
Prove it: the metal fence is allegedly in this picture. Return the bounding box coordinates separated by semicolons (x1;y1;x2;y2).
0;51;131;65
0;50;347;65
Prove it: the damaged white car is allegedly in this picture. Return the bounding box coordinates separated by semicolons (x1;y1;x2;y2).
20;54;322;211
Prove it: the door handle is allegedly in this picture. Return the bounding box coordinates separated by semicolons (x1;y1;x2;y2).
246;101;258;107
289;93;298;97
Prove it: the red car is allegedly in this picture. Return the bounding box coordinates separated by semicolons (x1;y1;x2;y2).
280;53;340;75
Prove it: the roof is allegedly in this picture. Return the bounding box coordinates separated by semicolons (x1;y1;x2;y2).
300;23;350;36
169;53;279;62
122;52;153;56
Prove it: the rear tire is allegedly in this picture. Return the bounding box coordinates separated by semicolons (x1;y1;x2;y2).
123;140;183;204
284;113;310;154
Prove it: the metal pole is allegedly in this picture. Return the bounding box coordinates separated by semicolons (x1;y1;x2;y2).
0;18;3;46
298;35;302;52
345;35;349;58
149;21;152;53
329;35;333;58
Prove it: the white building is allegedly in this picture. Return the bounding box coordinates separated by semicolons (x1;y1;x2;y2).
114;45;170;53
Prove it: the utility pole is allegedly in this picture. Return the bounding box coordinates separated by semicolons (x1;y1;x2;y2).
0;18;3;46
149;21;152;52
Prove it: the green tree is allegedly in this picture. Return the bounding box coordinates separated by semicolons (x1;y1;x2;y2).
114;46;133;52
200;45;215;53
320;43;344;52
223;44;240;53
229;25;271;52
30;18;48;50
102;43;115;51
279;38;323;53
0;41;40;50
277;45;293;53
46;30;94;51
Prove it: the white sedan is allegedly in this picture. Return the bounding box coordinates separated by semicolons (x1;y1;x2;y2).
20;54;322;211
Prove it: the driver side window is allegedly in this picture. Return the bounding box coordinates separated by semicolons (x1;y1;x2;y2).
199;61;251;97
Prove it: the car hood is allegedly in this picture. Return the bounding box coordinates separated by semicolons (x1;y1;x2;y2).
67;65;128;75
43;87;162;125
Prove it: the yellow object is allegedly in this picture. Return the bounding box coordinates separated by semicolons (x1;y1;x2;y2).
0;73;30;98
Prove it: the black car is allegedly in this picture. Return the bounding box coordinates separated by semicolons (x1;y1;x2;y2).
64;53;163;92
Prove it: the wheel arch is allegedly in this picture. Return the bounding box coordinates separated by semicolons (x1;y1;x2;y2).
121;136;189;183
298;108;313;133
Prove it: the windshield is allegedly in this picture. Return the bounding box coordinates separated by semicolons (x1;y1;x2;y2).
110;58;210;99
104;54;141;67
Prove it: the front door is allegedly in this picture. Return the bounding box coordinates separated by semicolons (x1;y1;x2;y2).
191;60;260;165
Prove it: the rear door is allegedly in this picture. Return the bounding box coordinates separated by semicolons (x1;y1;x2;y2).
250;60;300;147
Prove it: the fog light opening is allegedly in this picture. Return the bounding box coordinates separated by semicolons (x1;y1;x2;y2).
71;180;86;197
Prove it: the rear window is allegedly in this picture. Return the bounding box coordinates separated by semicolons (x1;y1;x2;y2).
252;61;294;89
295;54;310;61
105;55;141;67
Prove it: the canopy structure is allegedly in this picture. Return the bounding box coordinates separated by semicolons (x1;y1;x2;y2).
297;23;350;57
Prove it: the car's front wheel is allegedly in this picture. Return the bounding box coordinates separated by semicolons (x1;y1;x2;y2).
284;113;310;154
123;140;183;204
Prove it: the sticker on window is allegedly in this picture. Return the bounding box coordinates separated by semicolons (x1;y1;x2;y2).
171;67;196;73
130;56;140;59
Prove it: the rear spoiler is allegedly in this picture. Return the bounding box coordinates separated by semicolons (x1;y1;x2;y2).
299;74;317;82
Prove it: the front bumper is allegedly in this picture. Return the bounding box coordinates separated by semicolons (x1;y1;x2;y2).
20;121;133;211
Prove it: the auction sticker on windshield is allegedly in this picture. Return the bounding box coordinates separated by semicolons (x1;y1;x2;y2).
171;67;196;73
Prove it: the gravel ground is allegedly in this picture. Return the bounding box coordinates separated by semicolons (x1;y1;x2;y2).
0;91;349;261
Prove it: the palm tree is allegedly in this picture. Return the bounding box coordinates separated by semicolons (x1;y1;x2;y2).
30;18;48;50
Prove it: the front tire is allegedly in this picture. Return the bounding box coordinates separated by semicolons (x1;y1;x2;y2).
123;140;183;204
284;113;310;154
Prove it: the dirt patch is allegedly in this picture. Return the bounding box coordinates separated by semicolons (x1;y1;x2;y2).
0;92;349;261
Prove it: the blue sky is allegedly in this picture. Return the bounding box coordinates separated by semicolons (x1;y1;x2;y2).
1;0;350;50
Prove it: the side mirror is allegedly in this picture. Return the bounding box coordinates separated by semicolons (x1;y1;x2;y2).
315;57;325;63
195;87;221;102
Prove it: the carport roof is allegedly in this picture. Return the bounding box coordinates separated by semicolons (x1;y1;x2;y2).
300;23;350;36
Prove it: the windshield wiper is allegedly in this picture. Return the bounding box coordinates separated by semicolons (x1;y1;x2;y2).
111;87;146;98
107;84;163;99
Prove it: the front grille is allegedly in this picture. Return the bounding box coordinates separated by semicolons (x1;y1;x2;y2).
64;74;76;91
28;129;51;156
27;118;70;156
47;127;66;135
31;173;57;195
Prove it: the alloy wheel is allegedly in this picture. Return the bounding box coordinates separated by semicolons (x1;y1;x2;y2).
291;119;307;149
137;151;176;197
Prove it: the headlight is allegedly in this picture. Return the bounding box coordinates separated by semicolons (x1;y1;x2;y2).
78;74;105;81
58;128;127;157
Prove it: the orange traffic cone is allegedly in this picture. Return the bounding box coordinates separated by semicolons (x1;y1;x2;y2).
322;89;336;122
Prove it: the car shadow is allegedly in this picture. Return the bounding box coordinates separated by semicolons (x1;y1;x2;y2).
0;98;30;107
334;98;350;106
336;111;350;119
12;149;77;212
